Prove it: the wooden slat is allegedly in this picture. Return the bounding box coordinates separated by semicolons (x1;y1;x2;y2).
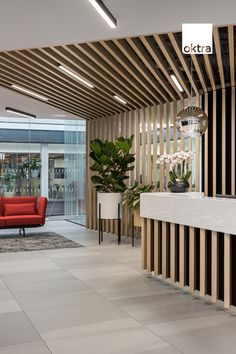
228;25;235;87
222;89;226;195
189;227;196;292
162;222;167;280
146;219;152;272
159;104;164;191
141;108;146;185
179;225;186;288
168;33;199;95
147;107;152;184
141;218;147;270
212;90;217;196
213;27;225;89
152;105;157;188
231;87;235;195
211;231;218;303
170;223;176;284
204;93;209;196
140;35;182;99
224;233;231;308
154;220;160;274
154;35;190;96
191;55;208;93
204;55;216;91
200;229;207;297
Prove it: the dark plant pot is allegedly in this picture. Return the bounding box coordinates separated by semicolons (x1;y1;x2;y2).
168;180;190;193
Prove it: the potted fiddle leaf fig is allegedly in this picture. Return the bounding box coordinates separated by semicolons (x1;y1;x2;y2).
90;136;135;219
122;181;156;227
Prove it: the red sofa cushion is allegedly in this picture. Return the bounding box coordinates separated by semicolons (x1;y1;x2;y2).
0;217;5;227
5;203;36;216
2;197;37;215
5;215;43;227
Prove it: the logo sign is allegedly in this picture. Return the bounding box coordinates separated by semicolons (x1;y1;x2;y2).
182;23;213;54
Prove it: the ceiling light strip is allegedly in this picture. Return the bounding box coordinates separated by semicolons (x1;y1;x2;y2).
58;65;94;88
88;0;117;28
170;75;184;92
6;107;36;118
11;84;49;101
114;95;127;104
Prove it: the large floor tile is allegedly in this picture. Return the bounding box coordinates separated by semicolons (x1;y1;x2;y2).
0;312;41;347
0;341;51;354
148;314;236;354
26;293;127;334
44;318;181;354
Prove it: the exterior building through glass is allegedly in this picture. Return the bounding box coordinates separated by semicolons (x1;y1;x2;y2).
0;117;86;225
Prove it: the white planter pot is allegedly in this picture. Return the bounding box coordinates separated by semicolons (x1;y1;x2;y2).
97;193;122;219
31;170;39;178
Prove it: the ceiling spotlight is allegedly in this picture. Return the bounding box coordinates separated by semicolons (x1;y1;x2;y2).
6;107;36;119
87;0;117;28
58;65;94;88
114;95;127;104
11;84;49;101
170;74;184;92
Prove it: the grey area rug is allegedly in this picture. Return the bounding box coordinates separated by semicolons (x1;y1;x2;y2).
0;232;83;253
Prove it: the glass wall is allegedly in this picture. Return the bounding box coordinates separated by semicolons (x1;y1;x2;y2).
64;120;86;225
0;117;86;224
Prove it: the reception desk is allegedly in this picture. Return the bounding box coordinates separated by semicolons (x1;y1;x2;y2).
140;193;236;308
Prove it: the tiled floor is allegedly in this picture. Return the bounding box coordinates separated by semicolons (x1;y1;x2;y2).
0;221;236;353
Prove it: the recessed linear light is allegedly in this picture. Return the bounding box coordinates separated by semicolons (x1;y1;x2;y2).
6;107;36;119
114;95;127;104
58;65;94;88
11;84;49;101
88;0;117;28
170;74;184;92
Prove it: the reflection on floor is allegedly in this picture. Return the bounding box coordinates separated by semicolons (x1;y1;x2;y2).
0;221;236;354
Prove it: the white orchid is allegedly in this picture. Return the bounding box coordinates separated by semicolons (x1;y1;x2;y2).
157;151;194;183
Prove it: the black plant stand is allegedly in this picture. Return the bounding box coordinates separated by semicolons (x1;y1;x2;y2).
98;203;121;245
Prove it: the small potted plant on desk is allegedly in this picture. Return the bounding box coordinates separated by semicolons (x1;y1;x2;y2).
122;181;158;246
159;151;194;193
90;136;135;244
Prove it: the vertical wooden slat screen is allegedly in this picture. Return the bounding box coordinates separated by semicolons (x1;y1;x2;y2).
87;101;202;235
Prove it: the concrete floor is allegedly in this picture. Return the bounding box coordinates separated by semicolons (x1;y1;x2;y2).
0;221;236;353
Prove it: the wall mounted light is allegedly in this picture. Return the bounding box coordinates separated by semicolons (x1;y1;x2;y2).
11;84;49;101
87;0;117;28
58;65;94;88
5;107;36;119
114;95;127;104
170;74;184;92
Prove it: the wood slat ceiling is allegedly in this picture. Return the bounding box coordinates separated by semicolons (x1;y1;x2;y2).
0;25;235;120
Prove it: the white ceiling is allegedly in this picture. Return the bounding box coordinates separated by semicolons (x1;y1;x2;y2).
0;87;81;119
0;0;235;120
0;0;235;52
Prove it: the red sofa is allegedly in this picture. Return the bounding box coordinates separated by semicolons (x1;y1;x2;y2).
0;196;47;236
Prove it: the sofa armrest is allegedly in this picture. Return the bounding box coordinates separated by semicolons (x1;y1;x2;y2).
37;197;47;224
